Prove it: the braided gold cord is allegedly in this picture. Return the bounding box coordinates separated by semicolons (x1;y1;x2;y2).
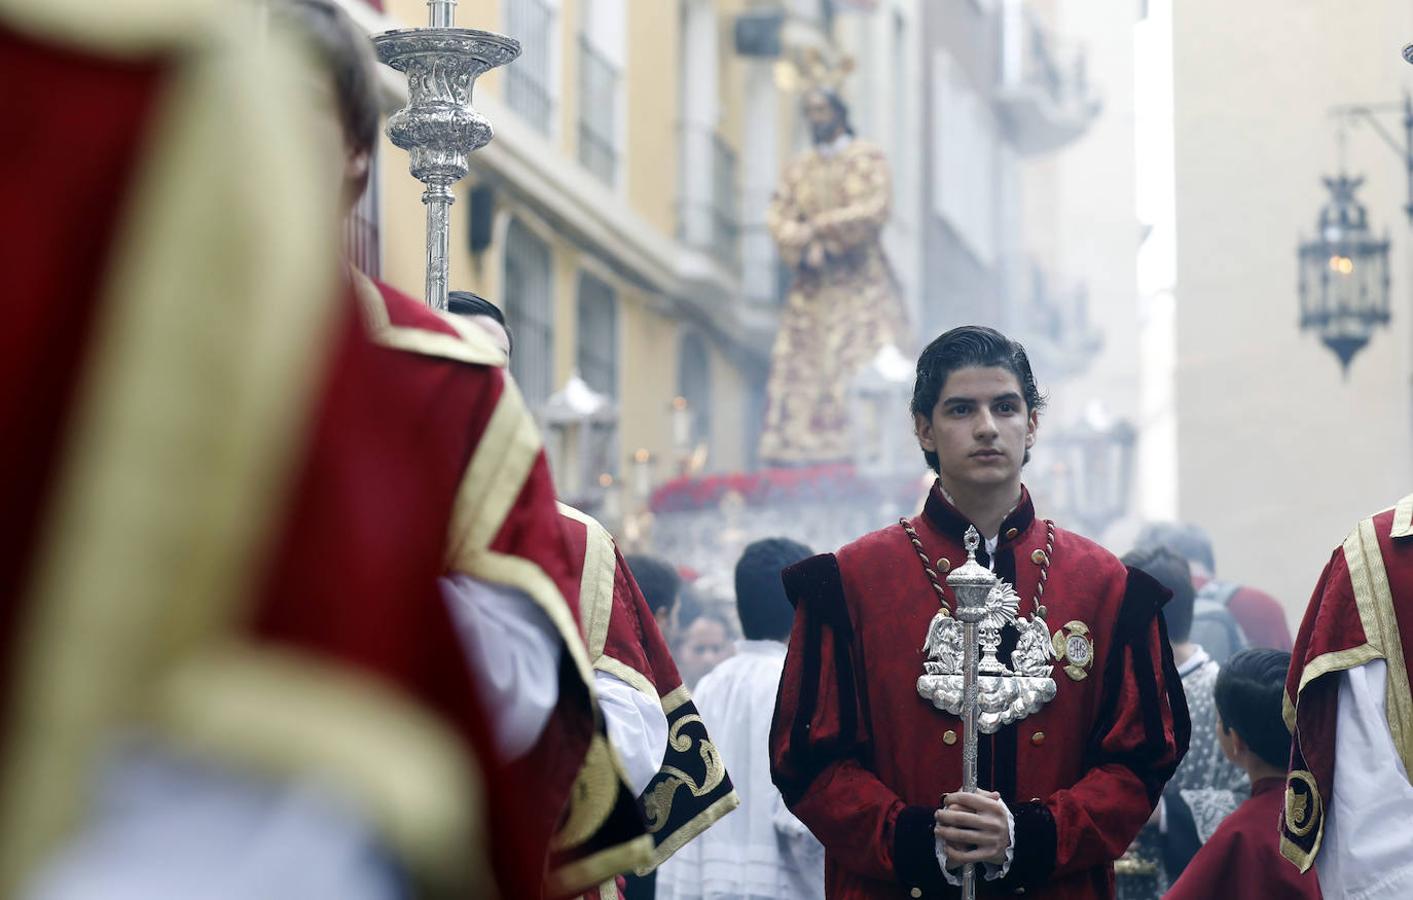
900;517;949;606
898;518;1057;616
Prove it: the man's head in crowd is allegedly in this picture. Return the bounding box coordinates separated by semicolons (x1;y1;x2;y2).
734;538;812;643
1122;545;1196;647
1134;521;1217;579
675;607;735;689
448;290;513;357
910;326;1045;497
271;0;379;214
1214;648;1293;777
625;554;682;639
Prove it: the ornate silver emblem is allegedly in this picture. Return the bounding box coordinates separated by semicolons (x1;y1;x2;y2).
917;534;1057;733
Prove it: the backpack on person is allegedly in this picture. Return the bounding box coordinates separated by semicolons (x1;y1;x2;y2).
1190;580;1248;665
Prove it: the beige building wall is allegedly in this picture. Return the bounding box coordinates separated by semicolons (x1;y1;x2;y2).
1172;0;1413;622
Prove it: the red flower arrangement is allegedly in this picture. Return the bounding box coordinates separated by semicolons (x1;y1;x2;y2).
650;463;915;513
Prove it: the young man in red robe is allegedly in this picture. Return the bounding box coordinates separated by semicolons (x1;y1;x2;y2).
1166;649;1321;899
770;326;1190;899
1280;493;1413;899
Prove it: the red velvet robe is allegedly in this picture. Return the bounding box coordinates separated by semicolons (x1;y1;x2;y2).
1167;778;1321;899
0;13;571;895
356;275;617;897
1280;495;1413;872
557;506;738;897
770;485;1190;899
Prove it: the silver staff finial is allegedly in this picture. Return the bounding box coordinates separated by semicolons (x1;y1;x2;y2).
962;525;980;558
373;6;519;309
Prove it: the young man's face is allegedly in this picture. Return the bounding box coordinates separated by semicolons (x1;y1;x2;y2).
914;365;1037;494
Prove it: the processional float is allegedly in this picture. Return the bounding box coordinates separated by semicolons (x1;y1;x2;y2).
373;0;519;309
917;526;1058;899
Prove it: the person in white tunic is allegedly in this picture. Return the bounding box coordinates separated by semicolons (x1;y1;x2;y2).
657;538;824;900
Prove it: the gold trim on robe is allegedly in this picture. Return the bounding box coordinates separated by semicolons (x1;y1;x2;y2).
554;507;740;880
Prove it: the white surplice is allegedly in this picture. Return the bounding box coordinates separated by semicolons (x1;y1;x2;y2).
656;639;825;900
1316;660;1413;900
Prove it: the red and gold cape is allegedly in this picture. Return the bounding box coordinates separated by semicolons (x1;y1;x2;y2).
1280;494;1413;871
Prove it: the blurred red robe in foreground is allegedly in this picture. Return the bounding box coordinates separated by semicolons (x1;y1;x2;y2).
0;4;563;894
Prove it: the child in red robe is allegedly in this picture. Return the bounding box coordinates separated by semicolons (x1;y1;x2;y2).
1165;649;1321;899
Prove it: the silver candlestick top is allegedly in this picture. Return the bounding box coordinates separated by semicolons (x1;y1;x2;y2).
373;3;520;310
948;525;996;622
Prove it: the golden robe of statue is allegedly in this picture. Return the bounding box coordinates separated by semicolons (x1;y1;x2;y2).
758;138;906;464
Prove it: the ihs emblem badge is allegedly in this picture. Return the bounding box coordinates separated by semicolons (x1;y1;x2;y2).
1051;620;1095;682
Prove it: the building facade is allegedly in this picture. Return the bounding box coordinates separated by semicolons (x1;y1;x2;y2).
1168;0;1413;622
344;0;930;534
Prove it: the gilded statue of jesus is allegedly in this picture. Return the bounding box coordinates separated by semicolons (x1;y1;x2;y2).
758;86;907;464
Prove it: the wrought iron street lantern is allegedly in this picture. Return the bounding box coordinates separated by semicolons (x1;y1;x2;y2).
542;372;618;505
1297;174;1391;374
847;343;916;480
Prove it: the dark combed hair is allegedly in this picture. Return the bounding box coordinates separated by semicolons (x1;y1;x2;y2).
1122;546;1196;643
1214;648;1293;769
1134;521;1216;575
909;326;1046;474
272;0;381;166
734;538;812;642
448;290;513;354
625;554;681;618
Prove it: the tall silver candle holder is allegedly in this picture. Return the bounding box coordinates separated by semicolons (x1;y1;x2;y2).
373;1;520;309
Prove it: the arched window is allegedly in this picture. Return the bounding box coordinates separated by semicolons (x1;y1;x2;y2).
676;331;712;452
503;218;555;408
576;271;618;398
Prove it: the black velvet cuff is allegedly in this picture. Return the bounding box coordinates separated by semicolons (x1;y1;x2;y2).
995;800;1057;891
893;804;947;895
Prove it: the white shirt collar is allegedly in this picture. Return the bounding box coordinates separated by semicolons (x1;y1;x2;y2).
1177;644;1212;678
736;639;788;657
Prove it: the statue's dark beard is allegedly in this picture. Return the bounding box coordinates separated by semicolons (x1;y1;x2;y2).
811;121;839;144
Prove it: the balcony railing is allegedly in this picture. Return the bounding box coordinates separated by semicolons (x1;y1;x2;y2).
996;0;1099;154
678;126;740;271
577;35;620;184
505;0;555;134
